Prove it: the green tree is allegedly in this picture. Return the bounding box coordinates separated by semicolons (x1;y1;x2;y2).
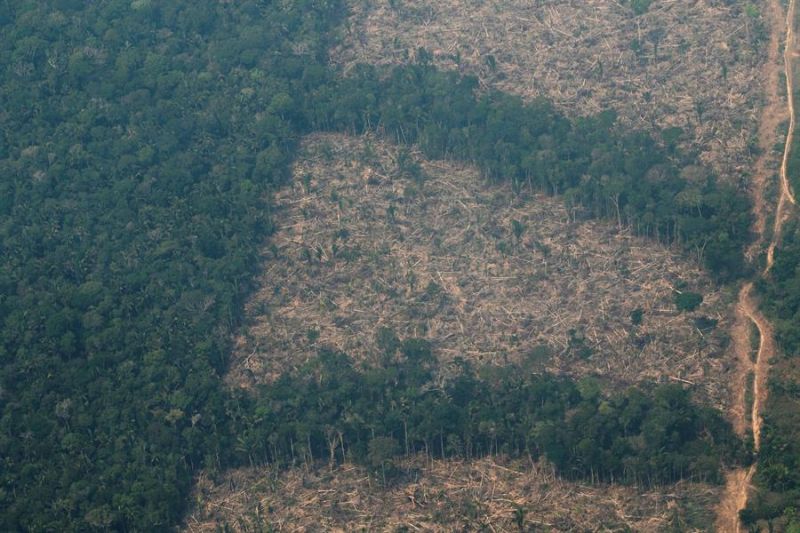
367;436;400;484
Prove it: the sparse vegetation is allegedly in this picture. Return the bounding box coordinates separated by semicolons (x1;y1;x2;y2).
628;0;653;16
186;457;723;532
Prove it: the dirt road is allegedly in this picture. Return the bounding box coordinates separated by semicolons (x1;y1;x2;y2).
781;0;799;210
768;0;799;272
717;281;774;533
717;0;796;530
748;0;793;261
738;283;776;453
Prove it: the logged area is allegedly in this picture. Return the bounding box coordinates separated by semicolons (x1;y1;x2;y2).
228;133;735;409
333;0;767;184
185;458;721;531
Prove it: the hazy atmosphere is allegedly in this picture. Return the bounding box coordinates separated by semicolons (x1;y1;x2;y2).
1;1;799;531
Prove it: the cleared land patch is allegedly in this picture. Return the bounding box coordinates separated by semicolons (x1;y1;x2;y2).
227;133;736;411
332;0;767;185
184;456;721;531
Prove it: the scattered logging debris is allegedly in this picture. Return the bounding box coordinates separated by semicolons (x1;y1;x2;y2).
332;0;769;187
183;456;720;532
226;133;737;413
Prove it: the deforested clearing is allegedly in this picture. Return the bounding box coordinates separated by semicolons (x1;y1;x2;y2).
184;456;721;532
227;133;737;412
332;0;769;186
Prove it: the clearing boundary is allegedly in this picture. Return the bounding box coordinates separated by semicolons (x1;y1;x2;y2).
718;0;797;530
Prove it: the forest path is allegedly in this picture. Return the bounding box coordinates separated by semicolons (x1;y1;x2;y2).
741;285;775;453
717;0;795;530
718;281;773;533
747;0;792;261
767;0;799;271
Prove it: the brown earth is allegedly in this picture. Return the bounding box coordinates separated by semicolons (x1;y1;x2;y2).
197;132;738;531
717;283;775;533
746;0;788;261
718;467;755;533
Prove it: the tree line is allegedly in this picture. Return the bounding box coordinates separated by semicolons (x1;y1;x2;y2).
226;335;748;488
312;61;753;281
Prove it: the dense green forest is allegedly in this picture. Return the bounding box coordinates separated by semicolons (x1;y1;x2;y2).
0;1;345;529
0;1;757;531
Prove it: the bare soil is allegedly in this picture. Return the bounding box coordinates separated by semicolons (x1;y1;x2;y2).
717;467;755;533
728;286;757;439
716;283;773;533
742;285;775;453
226;133;736;412
333;0;768;186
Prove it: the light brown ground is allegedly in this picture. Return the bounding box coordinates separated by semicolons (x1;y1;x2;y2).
718;467;755;533
212;131;742;530
728;285;757;439
726;283;775;452
743;285;775;453
226;133;735;411
333;0;766;186
717;282;775;533
184;456;720;532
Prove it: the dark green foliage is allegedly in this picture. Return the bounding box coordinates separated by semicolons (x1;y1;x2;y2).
0;1;343;530
758;220;800;354
674;291;704;312
694;316;718;332
228;350;747;486
789;96;800;195
368;436;401;483
511;219;525;243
